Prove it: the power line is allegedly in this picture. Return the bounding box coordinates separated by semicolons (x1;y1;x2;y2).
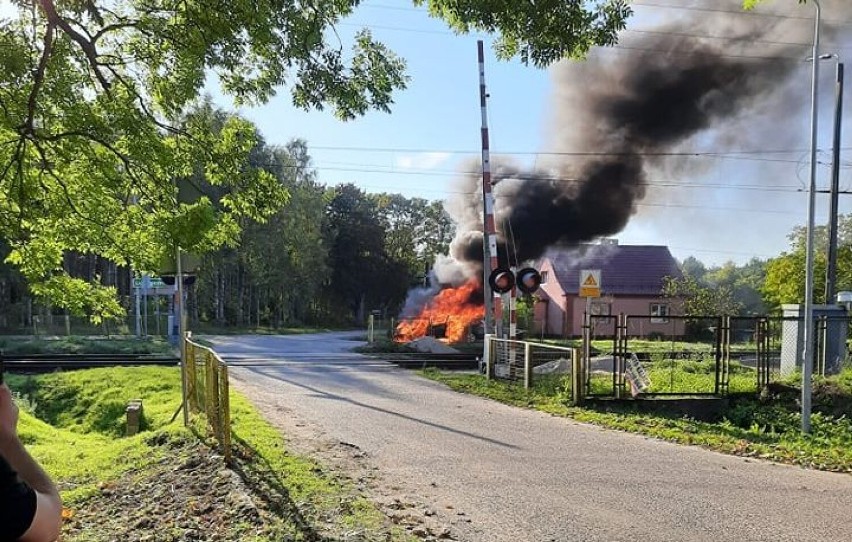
620;27;852;51
337;21;812;62
307;144;852;157
631;1;852;26
260;160;840;198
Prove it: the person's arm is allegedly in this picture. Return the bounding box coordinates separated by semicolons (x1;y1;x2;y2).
0;384;62;542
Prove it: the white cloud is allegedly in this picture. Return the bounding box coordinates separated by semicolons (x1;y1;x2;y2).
395;152;452;171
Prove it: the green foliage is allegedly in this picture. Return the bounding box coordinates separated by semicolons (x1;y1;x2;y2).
662;275;743;316
194;136;327;327
17;366;182;437
0;336;174;355
6;368;186;502
323;184;411;323
668;257;768;316
8;367;415;538
371;194;455;281
761;216;852;309
417;0;633;66
0;1;633;321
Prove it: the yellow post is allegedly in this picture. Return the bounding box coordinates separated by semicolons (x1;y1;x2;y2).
572;348;584;406
219;363;232;462
185;342;198;412
205;350;217;428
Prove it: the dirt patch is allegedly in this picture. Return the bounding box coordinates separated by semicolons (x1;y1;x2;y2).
61;434;294;541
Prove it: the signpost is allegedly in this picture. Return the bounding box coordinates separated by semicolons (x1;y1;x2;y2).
133;276;167;290
579;269;601;298
133;275;169;337
580;270;602;399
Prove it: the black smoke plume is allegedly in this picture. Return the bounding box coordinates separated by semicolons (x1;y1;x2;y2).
437;0;852;281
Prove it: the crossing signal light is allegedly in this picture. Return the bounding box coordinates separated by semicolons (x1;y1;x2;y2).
160;275;196;287
516;267;542;294
488;268;515;294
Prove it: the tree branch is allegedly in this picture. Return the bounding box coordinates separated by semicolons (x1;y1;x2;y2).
37;0;112;93
22;19;55;136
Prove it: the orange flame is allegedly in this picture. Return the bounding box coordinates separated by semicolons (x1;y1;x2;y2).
396;280;485;343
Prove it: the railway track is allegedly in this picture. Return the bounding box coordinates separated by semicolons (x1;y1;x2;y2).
0;352;478;373
372;352;480;370
1;353;180;373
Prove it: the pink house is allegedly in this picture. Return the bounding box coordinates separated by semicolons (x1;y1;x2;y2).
533;243;684;338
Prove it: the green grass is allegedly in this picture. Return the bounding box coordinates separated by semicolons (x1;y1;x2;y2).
7;367;413;540
0;336;176;355
7;368;188;502
420;367;852;473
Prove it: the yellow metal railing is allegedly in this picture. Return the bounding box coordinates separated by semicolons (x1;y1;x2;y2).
182;333;232;461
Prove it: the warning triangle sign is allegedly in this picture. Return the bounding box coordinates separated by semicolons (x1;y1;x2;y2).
583;274;598;287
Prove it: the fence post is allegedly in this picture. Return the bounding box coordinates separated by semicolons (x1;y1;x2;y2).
218;363;232;462
615;314;625;399
368;314;374;343
186;342;198;412
484;334;493;379
572;348;583;406
524;341;532;389
205;351;217;428
179;333;189;426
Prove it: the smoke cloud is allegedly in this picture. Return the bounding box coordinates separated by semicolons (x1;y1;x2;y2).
443;0;852;276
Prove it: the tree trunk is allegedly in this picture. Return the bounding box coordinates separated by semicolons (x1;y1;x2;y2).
237;261;245;326
356;293;366;324
214;264;224;325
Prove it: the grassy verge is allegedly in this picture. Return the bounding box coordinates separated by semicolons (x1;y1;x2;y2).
420;368;852;473
7;367;411;540
0;336;175;355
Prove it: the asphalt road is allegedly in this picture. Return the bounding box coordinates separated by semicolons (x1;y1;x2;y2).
206;332;852;542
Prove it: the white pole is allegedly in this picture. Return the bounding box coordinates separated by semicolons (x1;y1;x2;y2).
802;0;821;434
478;40;499;337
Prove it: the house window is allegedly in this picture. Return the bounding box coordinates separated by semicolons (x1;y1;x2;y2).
540;270;549;284
650;303;670;323
590;302;611;316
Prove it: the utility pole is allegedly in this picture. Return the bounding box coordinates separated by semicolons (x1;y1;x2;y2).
802;0;822;434
826;61;844;304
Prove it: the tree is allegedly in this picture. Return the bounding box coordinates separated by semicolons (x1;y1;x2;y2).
324;184;410;323
370;194;456;283
662;275;743;317
194;137;330;327
761;215;852;310
680;256;707;281
0;1;631;319
704;258;768;315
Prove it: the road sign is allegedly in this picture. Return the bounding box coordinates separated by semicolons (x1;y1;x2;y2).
579;269;601;298
133;276;167;290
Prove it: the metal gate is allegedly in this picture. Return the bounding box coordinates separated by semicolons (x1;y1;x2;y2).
583;313;728;397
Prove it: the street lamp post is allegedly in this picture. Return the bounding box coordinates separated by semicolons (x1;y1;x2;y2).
802;0;821;434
